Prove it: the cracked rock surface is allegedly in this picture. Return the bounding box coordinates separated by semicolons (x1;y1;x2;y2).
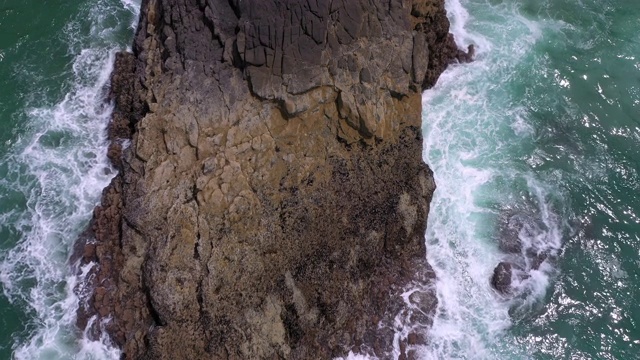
73;0;465;358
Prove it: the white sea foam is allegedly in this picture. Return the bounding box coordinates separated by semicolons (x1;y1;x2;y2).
412;0;565;359
0;0;139;358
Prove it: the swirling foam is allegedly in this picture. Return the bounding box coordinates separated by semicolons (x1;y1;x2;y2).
415;0;566;359
0;1;139;358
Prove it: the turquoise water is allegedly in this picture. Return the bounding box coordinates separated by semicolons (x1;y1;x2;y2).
419;0;640;359
1;0;639;359
0;0;137;358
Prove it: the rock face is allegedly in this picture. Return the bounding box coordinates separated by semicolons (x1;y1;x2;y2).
491;262;512;294
74;0;465;358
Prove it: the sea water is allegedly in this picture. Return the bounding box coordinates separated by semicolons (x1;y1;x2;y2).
2;0;640;359
0;1;138;358
419;0;640;359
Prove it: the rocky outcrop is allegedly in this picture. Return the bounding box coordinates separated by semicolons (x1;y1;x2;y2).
491;206;557;295
74;0;467;358
491;262;512;294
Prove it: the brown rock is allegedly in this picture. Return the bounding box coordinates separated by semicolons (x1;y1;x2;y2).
407;331;427;346
73;0;465;359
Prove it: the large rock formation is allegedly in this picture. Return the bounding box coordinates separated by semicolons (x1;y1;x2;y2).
74;0;465;358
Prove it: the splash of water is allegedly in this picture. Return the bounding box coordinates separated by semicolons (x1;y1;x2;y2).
417;0;566;358
0;1;139;358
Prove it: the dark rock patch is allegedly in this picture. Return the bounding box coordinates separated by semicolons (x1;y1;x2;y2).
491;261;513;294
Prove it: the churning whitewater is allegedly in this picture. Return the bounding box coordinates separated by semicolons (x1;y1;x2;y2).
415;0;640;358
0;1;138;359
418;0;567;358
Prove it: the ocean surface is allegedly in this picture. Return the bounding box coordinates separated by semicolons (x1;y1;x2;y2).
417;0;640;359
0;0;138;358
0;0;638;359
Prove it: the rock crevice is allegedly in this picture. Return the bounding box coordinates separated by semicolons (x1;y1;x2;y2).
73;0;468;358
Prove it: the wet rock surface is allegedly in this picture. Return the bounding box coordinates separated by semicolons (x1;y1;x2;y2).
73;0;467;358
491;261;513;294
492;205;558;296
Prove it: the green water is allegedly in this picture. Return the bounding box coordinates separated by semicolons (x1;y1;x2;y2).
420;0;640;358
0;0;137;358
1;0;639;359
511;1;640;357
0;2;77;354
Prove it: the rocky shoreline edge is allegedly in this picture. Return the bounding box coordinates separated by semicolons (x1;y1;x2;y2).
72;1;472;358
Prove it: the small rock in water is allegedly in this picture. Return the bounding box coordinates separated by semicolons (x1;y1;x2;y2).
457;44;476;63
491;261;512;294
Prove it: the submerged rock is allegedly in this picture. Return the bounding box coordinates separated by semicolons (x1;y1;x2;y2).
492;203;560;296
457;44;476;63
491;262;513;294
73;0;464;358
